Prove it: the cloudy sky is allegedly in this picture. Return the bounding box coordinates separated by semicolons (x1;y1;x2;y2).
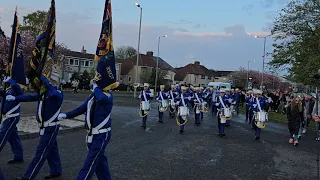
0;0;289;71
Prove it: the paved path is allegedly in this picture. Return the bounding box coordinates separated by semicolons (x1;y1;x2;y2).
0;94;319;180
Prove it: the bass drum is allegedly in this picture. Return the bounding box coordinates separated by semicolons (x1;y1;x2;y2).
200;102;208;112
178;106;189;120
254;111;267;128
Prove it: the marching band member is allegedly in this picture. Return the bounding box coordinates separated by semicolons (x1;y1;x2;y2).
247;90;254;125
138;83;153;128
192;87;202;125
215;89;231;137
175;86;192;133
211;88;218;115
199;87;206;120
250;89;269;140
188;85;195;107
168;85;178;118
234;88;241;115
204;87;212;106
0;76;26;165
58;55;117;179
225;89;233;127
9;72;63;180
156;85;168;123
286;93;302;146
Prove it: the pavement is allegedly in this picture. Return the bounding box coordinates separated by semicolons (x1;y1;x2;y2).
0;92;319;180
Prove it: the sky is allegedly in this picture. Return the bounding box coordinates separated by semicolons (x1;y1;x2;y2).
0;0;290;72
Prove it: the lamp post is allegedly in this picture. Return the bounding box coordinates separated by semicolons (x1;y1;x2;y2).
247;60;255;90
134;2;142;98
154;35;167;91
255;35;270;90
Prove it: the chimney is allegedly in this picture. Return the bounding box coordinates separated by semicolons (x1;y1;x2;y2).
146;51;153;57
194;61;200;66
81;46;86;54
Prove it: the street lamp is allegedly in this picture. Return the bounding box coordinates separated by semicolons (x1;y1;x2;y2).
255;34;271;90
154;35;167;91
134;2;142;98
247;60;255;90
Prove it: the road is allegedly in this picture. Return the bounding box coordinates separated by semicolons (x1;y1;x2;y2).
0;92;319;180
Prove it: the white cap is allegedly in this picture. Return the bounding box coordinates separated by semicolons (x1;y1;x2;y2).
194;87;200;91
225;88;230;91
231;88;234;91
200;87;204;90
181;86;186;90
160;85;165;89
236;88;239;91
144;83;149;87
220;89;226;93
171;84;175;88
50;72;60;83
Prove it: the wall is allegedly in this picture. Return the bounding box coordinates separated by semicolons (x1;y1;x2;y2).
164;70;176;81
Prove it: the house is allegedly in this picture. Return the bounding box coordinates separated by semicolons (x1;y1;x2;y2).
61;46;121;82
120;51;176;85
174;61;215;86
211;70;233;82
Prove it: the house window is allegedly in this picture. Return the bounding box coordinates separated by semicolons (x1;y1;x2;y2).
74;59;79;66
85;61;89;67
201;75;205;79
128;76;132;82
89;61;94;67
81;60;85;66
69;59;74;65
120;76;123;80
208;76;211;80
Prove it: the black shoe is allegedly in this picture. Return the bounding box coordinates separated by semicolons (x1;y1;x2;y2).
298;136;301;140
226;124;230;127
16;178;29;180
222;133;225;137
180;130;184;134
218;134;223;138
8;159;23;164
255;136;260;140
141;125;146;129
45;173;62;179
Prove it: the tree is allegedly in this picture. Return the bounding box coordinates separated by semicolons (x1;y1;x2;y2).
228;69;291;90
115;45;137;62
140;68;168;88
20;11;48;37
269;0;320;86
0;26;5;37
79;70;91;90
0;31;69;76
70;72;80;81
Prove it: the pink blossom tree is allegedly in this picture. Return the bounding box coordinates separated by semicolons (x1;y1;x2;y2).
229;69;292;91
0;31;69;76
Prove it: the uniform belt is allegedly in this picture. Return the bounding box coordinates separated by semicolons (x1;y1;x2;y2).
91;127;111;135
1;113;20;124
42;122;60;128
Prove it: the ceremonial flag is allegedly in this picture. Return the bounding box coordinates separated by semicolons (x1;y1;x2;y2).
94;0;118;90
27;0;56;94
8;8;27;89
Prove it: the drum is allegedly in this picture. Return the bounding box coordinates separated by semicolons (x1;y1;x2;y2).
178;106;189;116
169;99;175;107
161;100;168;108
224;108;231;118
254;111;268;128
141;101;150;111
200;102;208;112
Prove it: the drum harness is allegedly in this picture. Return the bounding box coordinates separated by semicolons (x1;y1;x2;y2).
176;94;188;126
218;96;231;120
194;93;208;113
139;90;150;118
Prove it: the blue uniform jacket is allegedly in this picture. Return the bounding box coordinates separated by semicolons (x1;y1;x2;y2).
225;94;234;104
235;93;241;103
250;97;269;112
168;90;178;100
156;91;168;101
0;79;24;115
139;90;152;101
14;75;63;123
174;93;191;107
193;92;204;103
215;95;231;109
66;88;113;129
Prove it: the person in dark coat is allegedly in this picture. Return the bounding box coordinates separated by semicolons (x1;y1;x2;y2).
286;94;301;146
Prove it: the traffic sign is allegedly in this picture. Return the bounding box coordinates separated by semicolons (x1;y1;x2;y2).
229;80;233;85
248;82;252;87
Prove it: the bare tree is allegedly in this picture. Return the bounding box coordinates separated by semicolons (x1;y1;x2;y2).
115;45;137;62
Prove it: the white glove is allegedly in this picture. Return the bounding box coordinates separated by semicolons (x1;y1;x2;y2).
6;95;15;101
232;102;236;105
176;101;180;105
228;99;232;103
3;76;11;83
215;103;219;106
58;113;67;120
92;83;98;92
188;96;192;100
253;104;257;108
